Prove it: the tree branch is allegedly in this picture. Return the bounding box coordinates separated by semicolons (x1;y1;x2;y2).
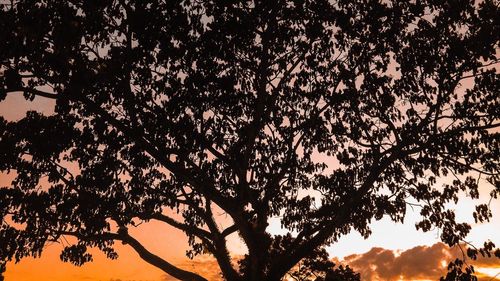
57;230;208;281
6;88;59;99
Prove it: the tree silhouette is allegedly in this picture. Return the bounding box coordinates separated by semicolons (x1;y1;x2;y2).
0;261;5;281
0;0;499;280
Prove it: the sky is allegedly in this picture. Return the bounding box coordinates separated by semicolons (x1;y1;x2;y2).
1;91;500;281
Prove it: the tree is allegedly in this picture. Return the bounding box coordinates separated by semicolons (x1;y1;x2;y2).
0;0;499;280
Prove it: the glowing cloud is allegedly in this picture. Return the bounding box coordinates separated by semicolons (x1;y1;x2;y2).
343;243;500;281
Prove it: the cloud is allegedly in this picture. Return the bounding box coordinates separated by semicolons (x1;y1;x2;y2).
343;242;500;281
157;244;500;281
108;279;157;281
161;256;223;281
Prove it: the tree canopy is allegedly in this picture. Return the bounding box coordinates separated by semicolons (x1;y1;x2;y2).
0;0;499;280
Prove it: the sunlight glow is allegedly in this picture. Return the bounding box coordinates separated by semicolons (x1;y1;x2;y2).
476;267;500;279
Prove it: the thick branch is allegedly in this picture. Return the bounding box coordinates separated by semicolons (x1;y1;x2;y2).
58;230;208;281
6;88;59;99
119;232;208;281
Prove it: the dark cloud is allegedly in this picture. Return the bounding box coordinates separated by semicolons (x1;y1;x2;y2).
343;242;500;281
161;255;248;281
108;279;156;281
158;244;500;281
161;256;223;281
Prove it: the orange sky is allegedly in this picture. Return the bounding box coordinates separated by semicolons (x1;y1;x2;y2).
1;91;500;281
4;241;500;281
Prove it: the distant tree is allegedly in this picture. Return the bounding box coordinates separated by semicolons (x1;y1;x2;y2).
0;1;499;281
285;245;359;281
322;267;359;281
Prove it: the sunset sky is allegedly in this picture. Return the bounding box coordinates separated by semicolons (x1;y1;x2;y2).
2;0;500;279
1;90;500;280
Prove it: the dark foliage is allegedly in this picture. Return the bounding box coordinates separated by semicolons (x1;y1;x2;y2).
0;0;499;280
0;261;5;281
